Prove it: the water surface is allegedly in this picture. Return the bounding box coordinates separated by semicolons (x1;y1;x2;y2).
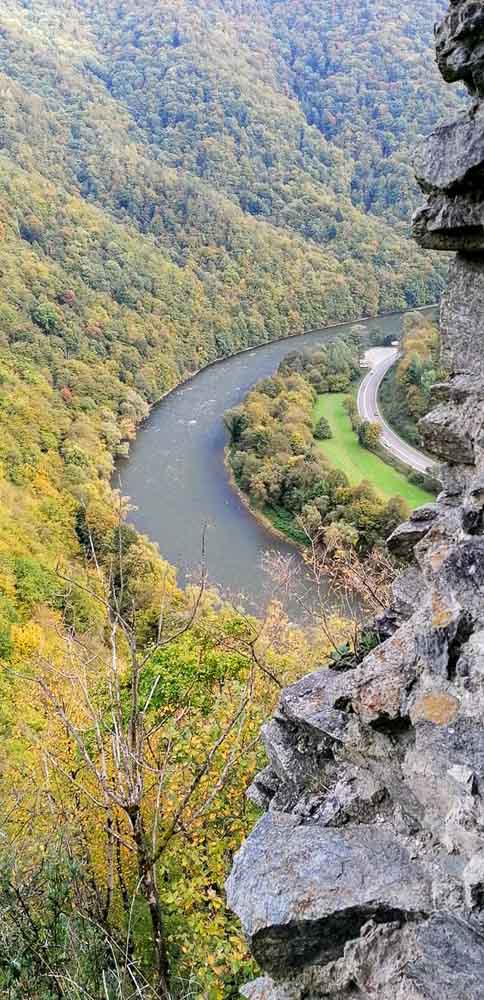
118;308;436;620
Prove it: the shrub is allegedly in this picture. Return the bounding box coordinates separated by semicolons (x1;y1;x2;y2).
358;419;381;451
314;415;332;440
343;394;360;430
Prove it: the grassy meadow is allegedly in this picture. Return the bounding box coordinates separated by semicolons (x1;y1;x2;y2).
313;394;432;508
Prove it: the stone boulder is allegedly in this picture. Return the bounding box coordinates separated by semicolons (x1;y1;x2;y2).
239;915;484;1000
439;255;484;375
226;814;431;977
413;112;484;251
435;0;484;98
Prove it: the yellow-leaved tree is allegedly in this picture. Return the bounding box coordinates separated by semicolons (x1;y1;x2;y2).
0;525;351;999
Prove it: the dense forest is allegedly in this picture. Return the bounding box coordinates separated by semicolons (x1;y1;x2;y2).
0;0;459;994
380;312;442;445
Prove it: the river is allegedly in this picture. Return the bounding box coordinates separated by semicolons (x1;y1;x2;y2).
118;307;437;621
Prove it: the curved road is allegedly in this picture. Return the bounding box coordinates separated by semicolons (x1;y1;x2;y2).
357;348;435;475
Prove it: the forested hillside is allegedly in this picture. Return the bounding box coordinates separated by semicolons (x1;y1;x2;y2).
0;0;462;351
0;0;460;630
380;310;442;445
0;1;464;994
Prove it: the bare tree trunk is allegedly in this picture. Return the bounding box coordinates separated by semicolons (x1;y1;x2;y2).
131;811;171;999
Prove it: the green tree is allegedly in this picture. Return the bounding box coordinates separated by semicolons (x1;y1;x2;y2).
314;415;332;440
358;420;382;451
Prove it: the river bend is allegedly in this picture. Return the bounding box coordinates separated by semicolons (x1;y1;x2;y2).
118;308;437;620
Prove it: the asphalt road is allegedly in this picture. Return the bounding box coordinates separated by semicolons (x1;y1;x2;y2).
357;348;435;475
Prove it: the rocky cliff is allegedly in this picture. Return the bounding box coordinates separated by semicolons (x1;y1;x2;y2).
226;4;484;997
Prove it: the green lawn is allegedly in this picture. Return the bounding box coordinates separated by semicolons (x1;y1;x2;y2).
313;394;432;508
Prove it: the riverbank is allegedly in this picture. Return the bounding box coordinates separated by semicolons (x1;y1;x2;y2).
223;329;421;577
223;448;305;550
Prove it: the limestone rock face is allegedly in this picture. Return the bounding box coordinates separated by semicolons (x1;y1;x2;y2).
227;816;431;976
414;2;484;252
415;112;484;193
435;0;484;97
241;916;484;1000
439;254;484;374
229;3;484;996
413;111;484;251
387;503;439;556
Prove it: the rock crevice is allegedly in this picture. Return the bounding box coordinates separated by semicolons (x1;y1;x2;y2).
227;4;484;995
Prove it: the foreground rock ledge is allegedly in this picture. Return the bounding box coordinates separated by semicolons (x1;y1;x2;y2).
227;816;430;976
227;2;484;996
241;915;484;1000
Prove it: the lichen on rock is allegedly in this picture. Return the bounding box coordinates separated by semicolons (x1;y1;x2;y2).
227;3;484;995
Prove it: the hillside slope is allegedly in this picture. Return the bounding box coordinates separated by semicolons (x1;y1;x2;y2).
0;1;462;342
0;1;464;487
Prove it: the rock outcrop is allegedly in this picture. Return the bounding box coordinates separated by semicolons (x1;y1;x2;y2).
414;0;484;253
227;4;484;996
